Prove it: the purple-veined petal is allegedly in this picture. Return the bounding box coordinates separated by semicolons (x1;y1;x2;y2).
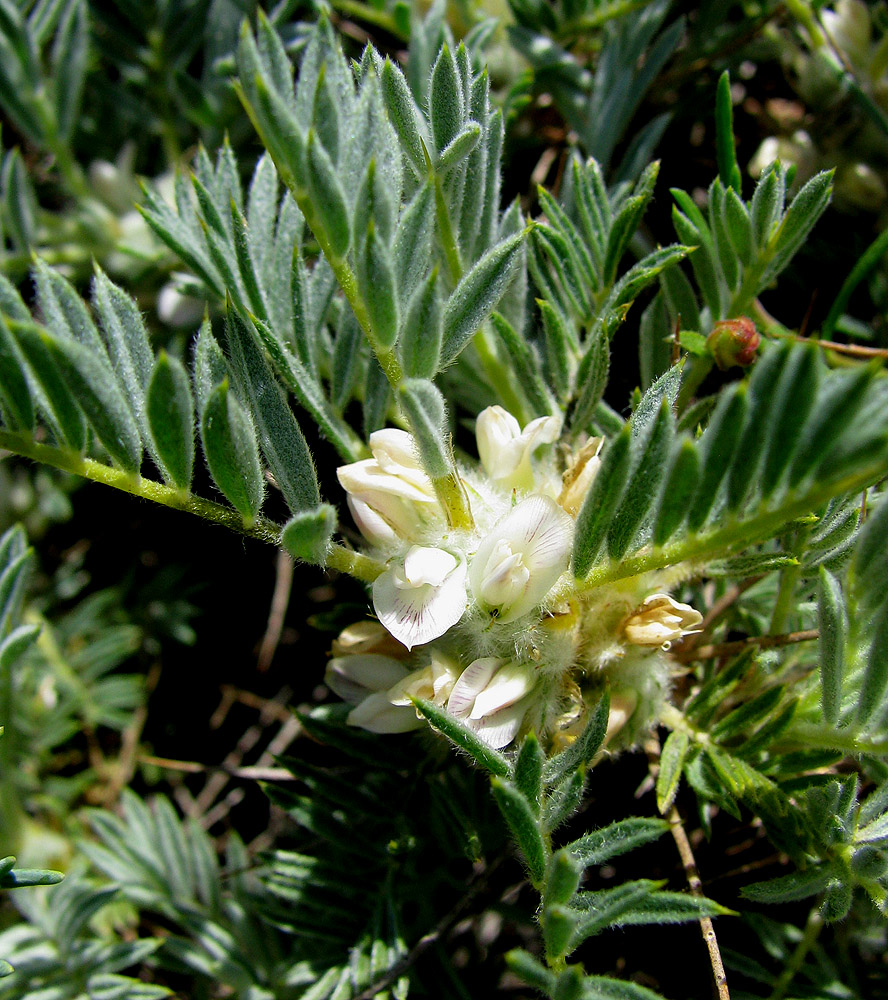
373;548;468;650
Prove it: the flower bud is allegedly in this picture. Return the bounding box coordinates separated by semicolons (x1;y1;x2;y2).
604;688;639;746
337;429;443;545
476;406;560;491
706;317;760;370
330;621;408;659
470;495;573;623
446;657;537;748
821;0;871;67
623;594;703;647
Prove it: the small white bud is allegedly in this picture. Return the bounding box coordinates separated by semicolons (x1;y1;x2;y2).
324;653;422;734
325;654;411;705
476;406;560;491
558;437;603;517
330;621;408;659
337;429;442;545
623;594;703;647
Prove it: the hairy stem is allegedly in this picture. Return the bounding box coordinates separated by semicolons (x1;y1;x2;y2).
0;430;386;582
579;459;888;589
0;430;284;544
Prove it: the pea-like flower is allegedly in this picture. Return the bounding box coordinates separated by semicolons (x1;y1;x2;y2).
373;546;468;650
337;429;443;545
325;654;421;733
469;495;573;622
476;406;560;491
387;650;462;709
446;657;537;748
623;594;703;647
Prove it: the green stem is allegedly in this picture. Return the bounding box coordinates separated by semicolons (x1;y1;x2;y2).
294;192;404;388
433;173;463;286
776;725;888;756
2;430;391;583
767;906;823;1000
0;430;284;545
770;559;802;635
556;0;657;41
727;244;776;318
675;355;714;414
326;544;385;582
578;460;888;590
785;0;825;47
33;99;89;200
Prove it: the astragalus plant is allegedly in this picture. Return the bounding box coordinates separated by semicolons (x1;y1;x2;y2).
1;5;888;998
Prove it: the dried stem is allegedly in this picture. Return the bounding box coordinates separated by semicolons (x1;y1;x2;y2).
667;803;731;1000
257;550;295;673
139;755;297;782
675;628;819;662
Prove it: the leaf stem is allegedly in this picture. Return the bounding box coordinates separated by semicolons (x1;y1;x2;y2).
579;459;888;589
775;725;888;757
325;544;385;581
3;429;390;581
472;322;532;424
1;430;286;542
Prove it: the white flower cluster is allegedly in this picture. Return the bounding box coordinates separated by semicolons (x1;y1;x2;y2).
328;407;703;750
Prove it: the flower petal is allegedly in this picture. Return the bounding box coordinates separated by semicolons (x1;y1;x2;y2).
325;654;411;704
476;407;561;490
347;692;424;733
469;495;573;622
373;550;468;650
470;695;533;748
469;661;536;720
446;657;504;719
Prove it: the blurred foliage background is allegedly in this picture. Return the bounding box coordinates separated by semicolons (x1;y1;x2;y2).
1;0;888;997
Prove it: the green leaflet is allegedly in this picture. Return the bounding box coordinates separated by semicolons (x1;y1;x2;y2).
224;309;320;515
491;776;548;886
281;506;338;565
147;352;194;491
440;231;525;366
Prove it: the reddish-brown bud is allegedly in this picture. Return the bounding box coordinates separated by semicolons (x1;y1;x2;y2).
706;317;760;370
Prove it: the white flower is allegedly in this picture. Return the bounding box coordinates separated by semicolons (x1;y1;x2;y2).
623;594;703;647
337;429;442;545
469;495;573;623
331;620;408;659
387;650;462;708
446;657;537;748
324;653;422;733
476;406;561;491
373;546;468;650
